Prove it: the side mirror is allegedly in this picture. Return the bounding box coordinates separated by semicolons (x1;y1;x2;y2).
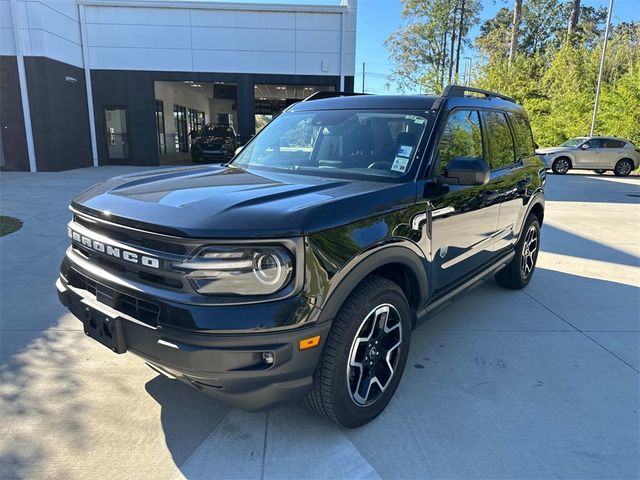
580;143;589;150
439;157;490;186
235;146;244;155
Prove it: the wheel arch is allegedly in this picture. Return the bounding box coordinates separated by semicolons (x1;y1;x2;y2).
315;245;429;327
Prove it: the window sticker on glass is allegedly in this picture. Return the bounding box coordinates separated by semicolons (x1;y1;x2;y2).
391;156;409;172
397;145;413;158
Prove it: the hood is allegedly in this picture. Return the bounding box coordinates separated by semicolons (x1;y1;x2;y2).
71;165;416;238
536;146;571;155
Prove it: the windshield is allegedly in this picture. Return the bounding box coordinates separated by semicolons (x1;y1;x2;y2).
232;110;433;180
559;138;585;147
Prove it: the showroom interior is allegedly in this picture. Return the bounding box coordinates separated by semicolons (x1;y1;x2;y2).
0;0;356;171
150;81;336;165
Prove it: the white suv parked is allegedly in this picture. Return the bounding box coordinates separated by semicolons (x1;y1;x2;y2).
537;137;639;176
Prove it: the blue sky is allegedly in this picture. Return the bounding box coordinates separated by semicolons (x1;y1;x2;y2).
355;0;640;94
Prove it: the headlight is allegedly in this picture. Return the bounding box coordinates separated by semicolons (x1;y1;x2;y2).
174;246;294;295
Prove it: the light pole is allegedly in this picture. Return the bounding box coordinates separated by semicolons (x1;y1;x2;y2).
463;57;472;86
590;0;614;136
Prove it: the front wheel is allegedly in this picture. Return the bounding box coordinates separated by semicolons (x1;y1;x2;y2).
614;159;634;177
495;214;541;290
552;157;570;174
305;276;412;428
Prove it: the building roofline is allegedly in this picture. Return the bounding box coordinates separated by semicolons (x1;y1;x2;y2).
76;0;347;13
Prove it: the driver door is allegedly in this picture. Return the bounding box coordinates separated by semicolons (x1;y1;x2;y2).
424;109;500;293
574;138;603;168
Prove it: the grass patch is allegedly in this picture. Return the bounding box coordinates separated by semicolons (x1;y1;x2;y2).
0;216;23;237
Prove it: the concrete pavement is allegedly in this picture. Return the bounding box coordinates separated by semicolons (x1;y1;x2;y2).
0;168;638;479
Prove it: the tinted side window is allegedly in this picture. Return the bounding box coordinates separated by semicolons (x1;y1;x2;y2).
585;139;602;148
510;114;536;157
437;110;483;173
483;111;516;169
602;139;625;149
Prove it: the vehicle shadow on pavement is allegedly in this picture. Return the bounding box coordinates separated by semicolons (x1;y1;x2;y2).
144;376;232;467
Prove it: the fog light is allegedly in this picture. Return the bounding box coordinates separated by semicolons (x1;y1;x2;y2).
262;352;275;364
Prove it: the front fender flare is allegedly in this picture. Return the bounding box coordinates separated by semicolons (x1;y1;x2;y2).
315;242;429;325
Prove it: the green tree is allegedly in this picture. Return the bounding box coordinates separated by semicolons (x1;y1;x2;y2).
386;0;481;92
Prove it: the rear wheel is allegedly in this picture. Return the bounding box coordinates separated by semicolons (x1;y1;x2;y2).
552;157;570;174
305;276;412;428
495;214;540;290
614;159;634;177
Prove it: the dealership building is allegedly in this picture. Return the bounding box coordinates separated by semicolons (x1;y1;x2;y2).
0;0;357;171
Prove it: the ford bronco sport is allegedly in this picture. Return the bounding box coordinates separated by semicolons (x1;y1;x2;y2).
57;85;545;427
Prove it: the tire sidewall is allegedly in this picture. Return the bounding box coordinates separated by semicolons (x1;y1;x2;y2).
331;283;412;427
552;157;570;174
614;159;633;177
517;216;541;286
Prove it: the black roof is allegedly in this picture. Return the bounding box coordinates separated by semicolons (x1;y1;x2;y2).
289;95;440;112
288;85;524;113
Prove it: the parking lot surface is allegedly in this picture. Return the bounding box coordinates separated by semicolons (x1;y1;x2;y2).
1;168;638;479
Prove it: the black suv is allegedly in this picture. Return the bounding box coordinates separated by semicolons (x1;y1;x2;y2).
190;124;238;163
57;85;545;427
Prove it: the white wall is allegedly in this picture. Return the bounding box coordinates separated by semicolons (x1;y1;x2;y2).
82;0;356;76
2;0;356;77
1;0;83;67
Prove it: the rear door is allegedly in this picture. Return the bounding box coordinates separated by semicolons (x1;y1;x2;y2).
600;139;626;168
480;110;525;252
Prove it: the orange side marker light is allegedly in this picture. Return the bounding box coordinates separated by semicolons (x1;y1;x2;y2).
299;335;321;351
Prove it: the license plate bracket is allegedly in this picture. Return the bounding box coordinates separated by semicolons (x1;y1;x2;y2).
81;302;127;354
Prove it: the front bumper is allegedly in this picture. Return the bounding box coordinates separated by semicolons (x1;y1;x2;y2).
56;270;330;411
191;149;233;162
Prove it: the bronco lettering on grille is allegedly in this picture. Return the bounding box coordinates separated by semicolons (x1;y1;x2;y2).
68;227;160;269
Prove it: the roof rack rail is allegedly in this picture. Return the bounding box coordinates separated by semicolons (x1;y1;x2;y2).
441;84;516;103
302;91;369;102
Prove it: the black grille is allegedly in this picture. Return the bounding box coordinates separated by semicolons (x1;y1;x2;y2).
73;215;187;255
68;269;160;327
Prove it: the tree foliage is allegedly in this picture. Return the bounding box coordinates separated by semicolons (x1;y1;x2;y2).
475;7;639;147
387;0;639;146
386;0;482;93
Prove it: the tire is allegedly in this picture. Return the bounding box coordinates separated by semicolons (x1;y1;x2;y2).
551;157;571;174
305;276;412;428
614;159;634;177
593;169;606;175
495;214;541;290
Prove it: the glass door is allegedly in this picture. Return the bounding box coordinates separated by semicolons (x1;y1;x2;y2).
173;105;188;153
105;108;129;160
155;100;166;156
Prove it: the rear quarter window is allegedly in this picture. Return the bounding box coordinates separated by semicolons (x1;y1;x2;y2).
602;139;625;149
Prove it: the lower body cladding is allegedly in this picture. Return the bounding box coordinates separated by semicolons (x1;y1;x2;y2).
56;272;330;412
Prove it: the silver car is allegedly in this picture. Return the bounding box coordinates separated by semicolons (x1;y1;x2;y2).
537;136;639;176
